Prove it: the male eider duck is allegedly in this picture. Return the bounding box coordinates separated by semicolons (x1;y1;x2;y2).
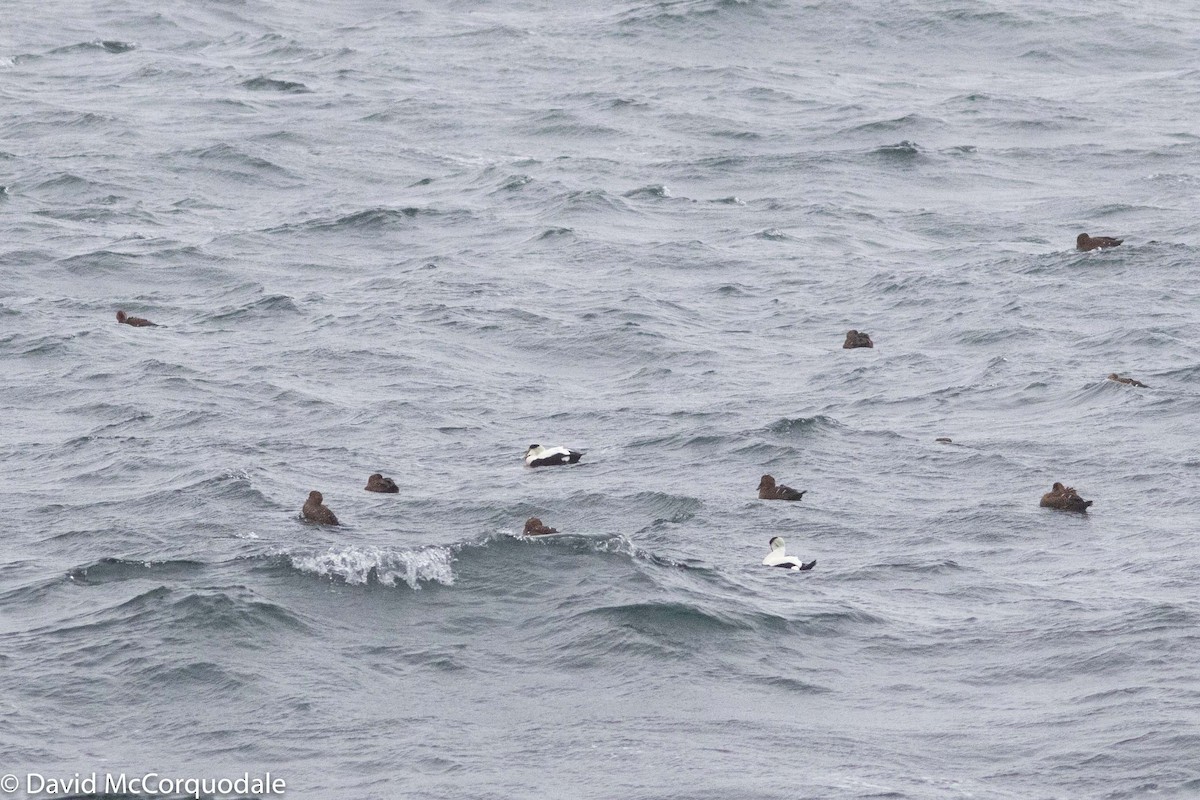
365;473;399;493
523;517;558;536
302;490;339;525
1076;233;1123;251
1039;482;1093;513
762;536;815;571
758;474;806;501
524;444;584;467
843;330;873;349
1108;373;1148;388
116;309;159;327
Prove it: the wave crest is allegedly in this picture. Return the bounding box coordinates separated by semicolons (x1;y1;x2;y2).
285;545;455;589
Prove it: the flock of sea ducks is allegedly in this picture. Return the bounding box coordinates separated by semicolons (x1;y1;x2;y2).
115;233;1137;573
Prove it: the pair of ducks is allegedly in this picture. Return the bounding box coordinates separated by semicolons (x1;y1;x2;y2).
757;475;815;571
528;472;816;546
838;234;1121;354
520;445;579;535
301;474;399;525
121;233;1121;335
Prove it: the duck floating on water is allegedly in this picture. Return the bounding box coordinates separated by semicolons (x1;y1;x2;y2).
302;490;339;525
843;329;873;349
762;536;815;571
524;444;584;467
365;473;399;493
758;474;806;501
116;309;159;327
1039;482;1093;513
523;517;558;536
1108;373;1148;388
1076;233;1123;251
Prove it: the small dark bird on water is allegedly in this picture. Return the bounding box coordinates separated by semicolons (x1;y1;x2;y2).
843;329;873;349
365;473;399;493
302;490;339;525
1039;482;1093;513
1076;233;1123;251
116;310;159;327
523;517;558;536
758;474;806;501
1108;373;1148;388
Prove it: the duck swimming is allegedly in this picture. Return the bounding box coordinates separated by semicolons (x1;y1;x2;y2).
302;490;339;525
758;474;806;501
1076;233;1123;251
524;444;584;467
762;536;815;571
843;329;873;349
1108;373;1148;388
365;473;399;493
116;310;159;327
1039;482;1093;513
523;517;558;536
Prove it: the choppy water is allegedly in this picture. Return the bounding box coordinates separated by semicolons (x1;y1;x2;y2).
3;1;1199;798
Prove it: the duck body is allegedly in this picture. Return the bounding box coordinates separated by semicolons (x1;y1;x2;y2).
302;490;339;525
762;536;816;571
116;310;159;327
523;517;558;536
365;473;399;493
758;474;806;501
524;444;584;467
1039;482;1093;513
1077;233;1123;251
1108;373;1148;388
843;330;873;349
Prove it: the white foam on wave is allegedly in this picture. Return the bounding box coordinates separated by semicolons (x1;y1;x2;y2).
287;545;455;589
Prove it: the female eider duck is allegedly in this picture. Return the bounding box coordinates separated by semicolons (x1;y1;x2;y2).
843;330;873;349
302;490;339;525
523;517;558;536
116;309;159;327
762;536;816;571
1039;482;1093;513
758;474;806;501
365;473;399;493
1077;233;1123;251
1108;373;1148;388
524;444;584;467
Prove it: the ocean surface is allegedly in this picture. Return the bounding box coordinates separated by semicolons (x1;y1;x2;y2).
2;1;1199;798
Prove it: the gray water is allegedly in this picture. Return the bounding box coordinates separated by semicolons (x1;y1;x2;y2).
2;1;1199;798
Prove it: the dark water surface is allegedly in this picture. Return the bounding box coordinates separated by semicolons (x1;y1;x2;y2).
2;1;1199;798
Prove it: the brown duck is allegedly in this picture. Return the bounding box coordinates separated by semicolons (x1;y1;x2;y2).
758;474;806;501
302;490;339;525
1108;373;1148;388
365;473;399;493
1039;482;1093;513
523;517;558;536
843;330;873;349
1076;233;1123;251
116;310;159;327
